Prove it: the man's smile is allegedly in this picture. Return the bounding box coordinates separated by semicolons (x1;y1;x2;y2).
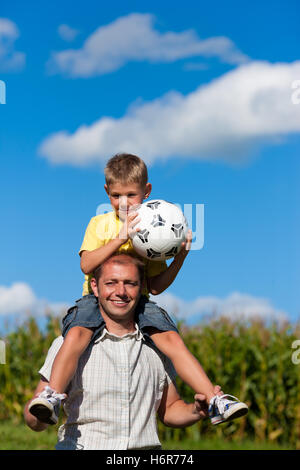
109;299;130;307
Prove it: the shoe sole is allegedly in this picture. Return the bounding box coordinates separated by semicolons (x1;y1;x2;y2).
212;403;248;425
211;416;225;425
29;400;57;425
223;403;248;422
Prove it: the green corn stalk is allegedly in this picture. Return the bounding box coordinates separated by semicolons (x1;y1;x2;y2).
1;315;300;448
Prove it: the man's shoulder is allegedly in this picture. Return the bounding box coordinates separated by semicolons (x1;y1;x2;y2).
48;336;64;353
142;338;177;385
38;336;64;381
142;337;166;360
142;336;176;377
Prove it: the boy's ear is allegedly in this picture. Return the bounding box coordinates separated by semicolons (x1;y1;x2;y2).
144;182;152;199
104;184;109;196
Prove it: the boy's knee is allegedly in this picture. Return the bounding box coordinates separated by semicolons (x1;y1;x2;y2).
163;331;185;347
150;329;184;347
64;326;93;346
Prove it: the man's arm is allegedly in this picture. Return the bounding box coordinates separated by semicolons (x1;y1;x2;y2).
148;230;192;295
24;377;50;432
157;381;222;428
24;378;50;432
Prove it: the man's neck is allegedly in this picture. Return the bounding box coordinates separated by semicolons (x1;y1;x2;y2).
99;307;136;336
105;320;136;337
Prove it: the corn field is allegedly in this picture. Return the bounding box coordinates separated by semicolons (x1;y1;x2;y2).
0;315;300;448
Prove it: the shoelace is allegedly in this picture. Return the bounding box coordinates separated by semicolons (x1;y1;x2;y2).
212;394;239;414
39;385;67;402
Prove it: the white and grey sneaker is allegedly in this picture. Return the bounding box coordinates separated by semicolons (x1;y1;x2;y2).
28;386;67;425
209;394;248;425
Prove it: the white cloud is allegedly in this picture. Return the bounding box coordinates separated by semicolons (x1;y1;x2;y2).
0;282;286;327
39;60;300;166
0;283;37;315
58;24;80;42
47;13;248;77
0;282;69;317
0;18;25;72
151;291;287;324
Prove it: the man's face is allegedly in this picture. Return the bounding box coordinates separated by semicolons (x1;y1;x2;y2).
104;182;151;220
95;260;142;322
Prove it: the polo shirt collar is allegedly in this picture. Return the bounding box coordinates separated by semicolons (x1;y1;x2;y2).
95;323;144;342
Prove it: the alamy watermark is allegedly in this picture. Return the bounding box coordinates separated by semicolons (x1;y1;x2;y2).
0;80;6;104
291;340;300;365
0;340;6;364
95;202;204;250
291;80;300;105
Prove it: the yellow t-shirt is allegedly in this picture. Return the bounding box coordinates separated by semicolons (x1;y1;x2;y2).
79;211;167;297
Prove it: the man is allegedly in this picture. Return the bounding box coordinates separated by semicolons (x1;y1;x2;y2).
24;253;221;450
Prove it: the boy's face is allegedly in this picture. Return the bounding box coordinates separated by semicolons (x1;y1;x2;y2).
105;182;151;219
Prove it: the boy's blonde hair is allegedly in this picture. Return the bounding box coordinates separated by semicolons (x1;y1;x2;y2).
104;153;148;188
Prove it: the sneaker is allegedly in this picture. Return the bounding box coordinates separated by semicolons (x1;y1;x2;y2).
209;394;248;425
28;386;67;425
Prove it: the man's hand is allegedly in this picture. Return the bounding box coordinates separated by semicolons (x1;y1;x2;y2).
158;382;224;428
24;379;50;432
192;385;223;419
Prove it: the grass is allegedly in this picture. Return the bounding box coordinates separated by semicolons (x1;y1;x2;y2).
0;420;58;450
0;420;293;451
162;437;293;450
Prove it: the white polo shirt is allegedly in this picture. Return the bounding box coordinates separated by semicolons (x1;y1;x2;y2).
39;325;177;450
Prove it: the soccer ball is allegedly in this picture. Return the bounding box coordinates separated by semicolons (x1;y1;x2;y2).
130;200;188;261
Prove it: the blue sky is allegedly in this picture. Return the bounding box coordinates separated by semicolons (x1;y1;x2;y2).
0;0;300;329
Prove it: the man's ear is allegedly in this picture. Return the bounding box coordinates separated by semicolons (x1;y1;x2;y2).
90;278;99;298
144;182;152;199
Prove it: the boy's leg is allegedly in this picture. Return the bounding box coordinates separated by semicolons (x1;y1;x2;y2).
148;328;216;402
138;299;248;424
148;328;248;425
29;294;104;424
48;326;93;393
54;294;104;392
137;298;216;400
28;326;94;425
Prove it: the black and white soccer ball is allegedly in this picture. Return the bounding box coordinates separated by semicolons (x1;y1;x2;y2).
130;200;188;261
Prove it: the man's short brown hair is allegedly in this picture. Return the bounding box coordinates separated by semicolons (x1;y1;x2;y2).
93;252;145;284
104;153;148;188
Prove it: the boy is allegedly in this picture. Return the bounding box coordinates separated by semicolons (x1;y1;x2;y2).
29;153;248;426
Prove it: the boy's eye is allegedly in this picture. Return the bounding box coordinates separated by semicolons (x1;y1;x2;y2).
112;194;136;198
111;194;137;199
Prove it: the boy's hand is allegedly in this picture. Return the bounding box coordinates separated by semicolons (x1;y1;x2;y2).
175;229;192;261
118;208;141;241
